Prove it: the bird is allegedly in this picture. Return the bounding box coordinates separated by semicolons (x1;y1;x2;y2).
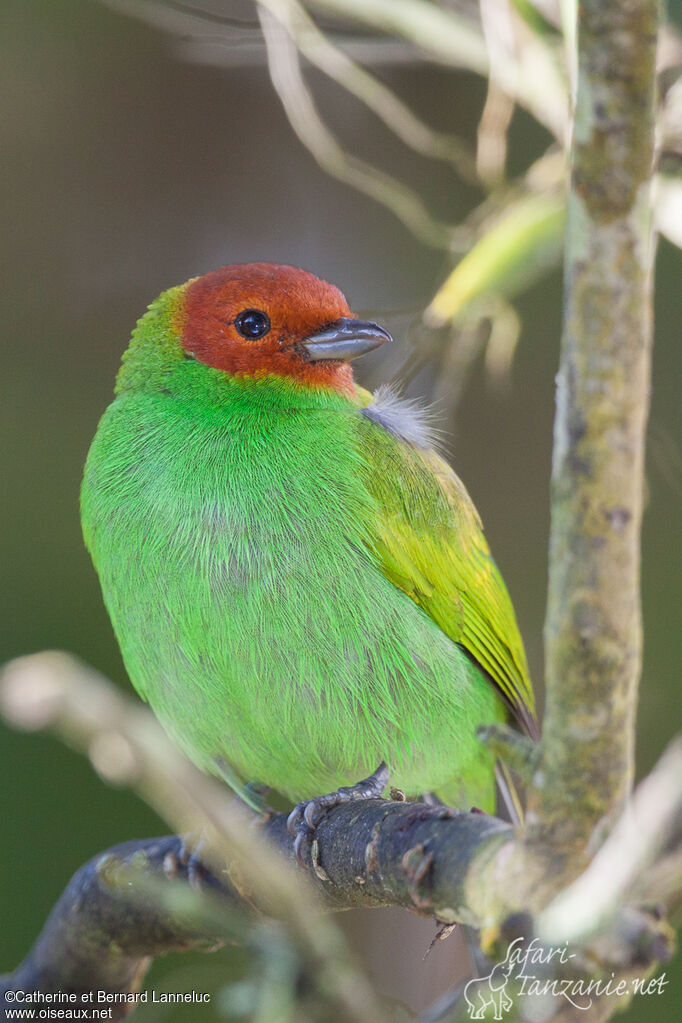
81;262;536;855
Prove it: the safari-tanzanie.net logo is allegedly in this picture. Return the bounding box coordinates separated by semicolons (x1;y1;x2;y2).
463;936;667;1019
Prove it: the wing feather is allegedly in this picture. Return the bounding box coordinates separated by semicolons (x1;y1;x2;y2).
356;400;537;737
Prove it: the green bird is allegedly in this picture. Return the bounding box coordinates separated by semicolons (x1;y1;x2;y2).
81;263;536;849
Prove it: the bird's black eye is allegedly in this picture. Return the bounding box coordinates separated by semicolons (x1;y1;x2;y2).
234;308;271;340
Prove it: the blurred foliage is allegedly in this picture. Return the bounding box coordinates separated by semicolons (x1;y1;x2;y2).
424;190;565;325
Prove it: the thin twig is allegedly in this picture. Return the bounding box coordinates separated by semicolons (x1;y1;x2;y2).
0;653;390;1023
477;723;539;784
257;0;478;182
0;652;518;924
477;0;516;183
257;6;452;248
305;0;568;137
537;735;682;945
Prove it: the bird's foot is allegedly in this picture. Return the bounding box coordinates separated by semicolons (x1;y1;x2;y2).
287;762;389;870
178;830;210;890
163;830;210;891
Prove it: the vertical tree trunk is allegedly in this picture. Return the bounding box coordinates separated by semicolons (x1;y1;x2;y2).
527;0;659;879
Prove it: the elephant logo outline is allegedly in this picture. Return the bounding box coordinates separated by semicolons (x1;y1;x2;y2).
464;944;516;1020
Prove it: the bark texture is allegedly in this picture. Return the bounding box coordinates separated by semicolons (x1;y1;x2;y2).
524;0;659;889
0;0;668;1018
0;811;513;1022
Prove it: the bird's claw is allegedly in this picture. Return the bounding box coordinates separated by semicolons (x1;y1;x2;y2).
178;830;210;890
292;826;315;870
287;763;389;870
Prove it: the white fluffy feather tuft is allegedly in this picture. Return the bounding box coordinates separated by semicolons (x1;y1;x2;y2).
361;384;443;451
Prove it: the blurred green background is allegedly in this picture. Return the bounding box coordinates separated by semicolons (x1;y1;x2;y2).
1;0;680;1019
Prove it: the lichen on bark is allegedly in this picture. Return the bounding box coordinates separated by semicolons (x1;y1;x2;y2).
523;0;659;888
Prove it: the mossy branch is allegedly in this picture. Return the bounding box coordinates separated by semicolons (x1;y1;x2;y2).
0;836;236;1023
0;654;391;1023
2;1;674;1019
0;654;678;1023
521;0;659;894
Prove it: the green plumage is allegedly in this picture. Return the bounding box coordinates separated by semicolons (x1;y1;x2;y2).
82;280;535;812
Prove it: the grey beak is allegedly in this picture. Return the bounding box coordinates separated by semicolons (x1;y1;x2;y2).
298;317;392;362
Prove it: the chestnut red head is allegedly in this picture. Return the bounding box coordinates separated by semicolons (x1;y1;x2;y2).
181;263;390;398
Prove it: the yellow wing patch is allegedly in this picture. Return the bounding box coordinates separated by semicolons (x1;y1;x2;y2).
360;422;537;737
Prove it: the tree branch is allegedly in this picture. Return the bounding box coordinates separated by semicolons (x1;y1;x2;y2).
0;652;519;1019
0;810;512;1020
0;836;239;1022
305;0;568;137
257;0;478;182
2;4;674;1018
2;802;675;1022
522;0;659;892
0;652;516;922
477;722;539;784
257;6;452;248
0;654;391;1023
2;651;678;1021
538;735;682;945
